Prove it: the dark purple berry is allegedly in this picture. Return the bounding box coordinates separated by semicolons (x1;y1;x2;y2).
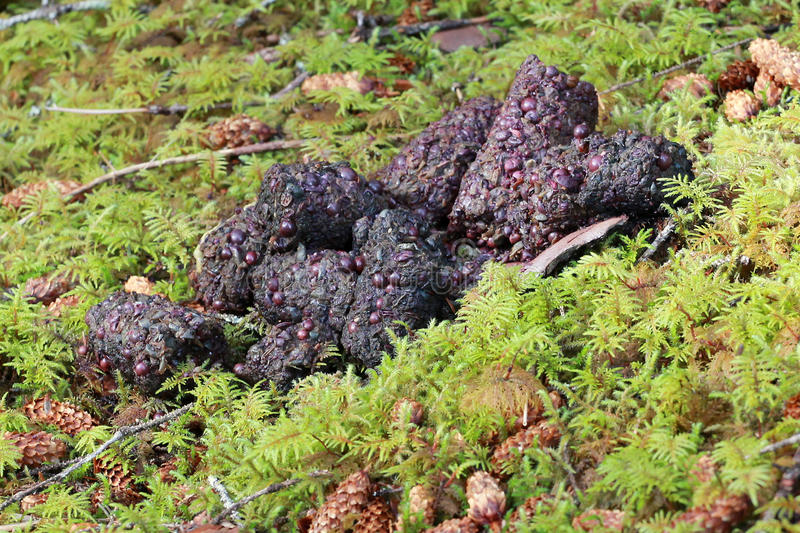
657;152;673;170
588;155;602;172
267;277;279;292
272;292;284;306
354;255;366;273
376;297;385;310
372;273;386;289
278;219;296;237
228;229;246;245
96;328;105;340
212;299;225;311
340;255;355;272
244;250;259;265
233;363;245;375
338;166;357;181
388;272;401;286
76;344;88;356
520;98;536;112
134;361;149;376
302;318;314;331
573;123;590;139
348;321;358;333
545;65;558;77
220;247;232;260
325;202;339;217
369;312;381;325
99;357;111;372
296;329;309;340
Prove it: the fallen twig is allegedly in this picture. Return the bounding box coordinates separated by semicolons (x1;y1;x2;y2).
44;72;309;116
760;433;800;455
637;217;677;264
0;403;194;512
375;16;495;40
209;475;243;524
0;139;306;243
210;470;331;524
0;0;109;31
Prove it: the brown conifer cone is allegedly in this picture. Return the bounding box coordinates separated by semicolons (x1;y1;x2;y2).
396;484;436;530
753;71;782;107
784;392;800;419
425;517;480;533
5;431;66;467
20;493;49;511
695;0;730;12
749;38;800;91
658;73;713;101
716;60;759;95
46;294;83;317
466;472;505;530
491;421;562;475
390;398;425;426
354;498;395;533
23;396;95;436
24;272;77;305
572;509;625;531
204;114;275;150
669;495;750;533
723;90;760;122
309;470;372;533
93;454;142;505
1;180;83;209
690;454;718;483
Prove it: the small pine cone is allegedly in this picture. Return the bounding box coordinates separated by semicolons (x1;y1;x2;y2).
5;431;66;467
690;454;718;483
20;493;49;511
723;90;760;122
425;517;480;533
658;73;713;100
491;421;561;475
390;398;425;426
46;294;83;317
749;38;800;91
785;392;800;419
572;509;625;531
670;495;750;533
398;0;434;26
753;71;782;107
1;180;83;209
309;470;372;533
24;272;76;305
93;454;142;505
204;114;275;150
158;456;179;483
507;495;552;530
466;472;506;529
123;276;154;295
396;484;436;530
717;60;759;95
549;390;564;410
695;0;730;12
23;397;94;436
354;498;395;533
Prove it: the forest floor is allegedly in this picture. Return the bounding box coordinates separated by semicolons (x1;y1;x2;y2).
2;0;800;531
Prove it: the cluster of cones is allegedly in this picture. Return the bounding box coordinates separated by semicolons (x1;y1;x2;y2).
660;38;798;123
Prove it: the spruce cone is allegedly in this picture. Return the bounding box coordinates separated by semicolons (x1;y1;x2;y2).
491;421;562;475
397;484;436;530
398;0;434;26
1;180;83;209
507;495;553;530
658;73;713;100
20;493;49;511
749;38;800;91
24;272;76;305
716;60;759;95
572;509;625;531
22;397;95;436
93;454;142;505
204;114;275;150
309;470;372;533
670;495;750;533
695;0;730;12
723;90;760;122
466;472;506;529
753;70;782;107
390;398;425;426
426;517;480;533
4;431;66;467
354;498;395;533
690;454;718;483
785;392;800;419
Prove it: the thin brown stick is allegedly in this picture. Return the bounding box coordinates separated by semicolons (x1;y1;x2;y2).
210;470;331;524
0;403;194;512
637;217;678;264
599;37;754;95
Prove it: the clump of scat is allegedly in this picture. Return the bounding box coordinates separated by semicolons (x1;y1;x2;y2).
192;205;268;313
234;320;339;391
250;248;359;331
376;96;501;224
341;209;455;368
85;292;230;395
254;161;389;252
449;54;694;260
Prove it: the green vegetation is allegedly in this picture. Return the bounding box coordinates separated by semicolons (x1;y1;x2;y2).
2;0;800;530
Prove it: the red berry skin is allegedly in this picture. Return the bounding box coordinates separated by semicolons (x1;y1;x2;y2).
134;361;149;376
76;344;88;356
233;363;245;375
99;357;111;372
